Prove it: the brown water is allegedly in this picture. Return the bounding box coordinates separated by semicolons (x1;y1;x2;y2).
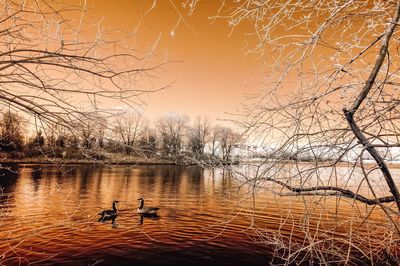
0;164;392;265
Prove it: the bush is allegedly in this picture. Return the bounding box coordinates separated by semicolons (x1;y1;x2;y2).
8;151;25;159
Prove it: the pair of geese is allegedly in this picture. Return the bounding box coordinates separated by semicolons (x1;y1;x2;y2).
98;198;159;221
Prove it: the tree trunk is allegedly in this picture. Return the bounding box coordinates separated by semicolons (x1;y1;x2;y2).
344;0;400;213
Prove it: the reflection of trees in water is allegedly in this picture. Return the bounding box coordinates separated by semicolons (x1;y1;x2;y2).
156;166;203;197
54;165;78;183
138;166;158;179
119;167;133;189
0;164;20;194
205;168;235;198
220;169;234;195
0;164;237;214
159;166;182;195
94;166;105;191
31;166;43;192
188;166;202;180
0;164;20;214
186;166;203;197
77;165;95;193
123;167;133;177
135;166;160;194
132;166;236;201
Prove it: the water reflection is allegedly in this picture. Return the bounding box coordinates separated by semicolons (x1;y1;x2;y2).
137;213;160;225
0;163;20;194
0;163;391;265
98;214;117;227
31;165;42;191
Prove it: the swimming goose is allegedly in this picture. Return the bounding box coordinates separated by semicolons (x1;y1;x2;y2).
137;198;159;214
98;200;119;221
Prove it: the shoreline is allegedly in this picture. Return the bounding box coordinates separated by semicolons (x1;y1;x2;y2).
0;158;199;166
1;158;400;167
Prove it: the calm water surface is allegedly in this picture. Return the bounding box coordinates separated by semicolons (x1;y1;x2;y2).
0;164;389;265
0;164;275;265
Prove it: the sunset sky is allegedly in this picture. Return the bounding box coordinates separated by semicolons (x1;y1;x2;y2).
81;0;264;123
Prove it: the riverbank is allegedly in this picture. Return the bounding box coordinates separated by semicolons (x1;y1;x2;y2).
2;156;399;167
0;157;199;166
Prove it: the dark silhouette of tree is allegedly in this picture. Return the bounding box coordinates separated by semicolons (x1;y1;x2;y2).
114;112;146;155
189;116;210;156
0;112;24;152
158;113;189;155
139;128;157;157
31;130;45;148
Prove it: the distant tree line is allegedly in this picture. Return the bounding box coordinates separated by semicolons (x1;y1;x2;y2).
0;111;242;164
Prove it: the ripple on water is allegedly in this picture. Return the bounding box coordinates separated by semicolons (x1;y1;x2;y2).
0;164;388;265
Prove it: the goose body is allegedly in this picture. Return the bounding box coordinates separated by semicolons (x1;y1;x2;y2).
98;200;119;221
137;198;159;214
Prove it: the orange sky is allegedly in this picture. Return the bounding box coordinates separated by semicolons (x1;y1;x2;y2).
81;0;264;123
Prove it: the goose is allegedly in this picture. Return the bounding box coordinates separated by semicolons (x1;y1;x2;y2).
98;200;119;221
137;198;159;215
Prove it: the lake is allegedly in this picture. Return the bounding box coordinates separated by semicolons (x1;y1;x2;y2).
0;163;393;265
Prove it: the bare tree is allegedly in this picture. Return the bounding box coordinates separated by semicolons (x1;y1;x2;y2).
157;113;189;155
139;126;158;157
218;126;241;162
79;118;96;150
188;116;211;156
209;125;221;157
182;0;400;263
211;0;400;209
0;111;24;152
114;112;146;156
97;119;108;149
0;1;166;144
30;130;44;148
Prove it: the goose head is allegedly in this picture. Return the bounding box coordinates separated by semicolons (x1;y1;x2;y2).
112;200;120;211
137;198;144;204
137;197;144;209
